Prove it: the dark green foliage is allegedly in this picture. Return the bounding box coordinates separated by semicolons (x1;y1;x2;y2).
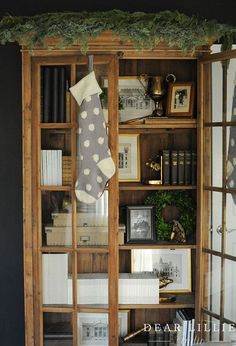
145;190;196;241
0;10;235;52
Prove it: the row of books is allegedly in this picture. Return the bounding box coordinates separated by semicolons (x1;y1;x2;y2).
41;66;71;123
41;150;62;186
162;150;197;186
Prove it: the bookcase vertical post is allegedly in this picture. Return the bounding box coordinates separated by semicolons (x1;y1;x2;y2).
108;55;119;346
22;49;35;346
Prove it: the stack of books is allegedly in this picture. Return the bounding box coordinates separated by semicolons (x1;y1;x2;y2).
41;66;70;123
162;150;197;186
41;150;62;186
174;309;195;346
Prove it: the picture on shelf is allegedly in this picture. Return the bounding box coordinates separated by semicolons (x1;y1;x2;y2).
132;249;191;292
101;76;154;123
126;206;156;244
77;311;129;346
166;82;194;116
118;134;140;182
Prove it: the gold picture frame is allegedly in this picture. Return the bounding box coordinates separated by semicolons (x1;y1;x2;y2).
131;249;192;293
118;134;141;182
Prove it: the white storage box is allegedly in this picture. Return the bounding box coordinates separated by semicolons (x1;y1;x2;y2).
51;212;108;227
45;225;125;246
68;273;159;305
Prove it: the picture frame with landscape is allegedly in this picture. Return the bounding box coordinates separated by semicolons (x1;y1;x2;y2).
166;82;194;116
126;206;156;244
131;249;192;292
101;76;154;123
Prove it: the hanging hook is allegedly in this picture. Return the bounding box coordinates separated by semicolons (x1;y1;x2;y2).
88;55;94;73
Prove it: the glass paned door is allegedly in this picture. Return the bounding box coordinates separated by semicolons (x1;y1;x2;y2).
33;54;119;346
200;51;236;342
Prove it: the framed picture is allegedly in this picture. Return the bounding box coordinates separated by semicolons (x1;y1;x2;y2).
131;249;191;292
77;311;130;346
119;134;140;182
166;82;194;116
101;76;154;123
126;206;156;244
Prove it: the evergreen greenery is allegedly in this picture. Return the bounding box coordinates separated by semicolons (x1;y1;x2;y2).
0;10;235;52
145;190;196;241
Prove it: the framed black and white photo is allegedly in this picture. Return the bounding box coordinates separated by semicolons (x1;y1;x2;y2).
77;311;130;346
166;82;194;116
132;249;191;292
101;76;154;123
126;206;156;244
119;134;140;182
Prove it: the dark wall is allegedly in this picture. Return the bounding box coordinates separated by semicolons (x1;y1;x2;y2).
0;1;235;345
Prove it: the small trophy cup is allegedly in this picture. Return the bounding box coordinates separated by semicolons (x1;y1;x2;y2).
139;74;176;117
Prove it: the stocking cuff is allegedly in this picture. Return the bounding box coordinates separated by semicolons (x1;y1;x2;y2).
75;189;97;204
69;71;102;106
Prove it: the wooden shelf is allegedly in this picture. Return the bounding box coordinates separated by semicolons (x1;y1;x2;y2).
119;118;197;130
120;243;196;250
40;185;72;191
77;305;109;313
40;123;76;129
77;246;109;253
119;293;195;309
41;246;73;253
42;305;74;313
119;183;196;191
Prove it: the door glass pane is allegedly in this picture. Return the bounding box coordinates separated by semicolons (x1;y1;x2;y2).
224;259;236;322
212;127;223;188
43;312;73;346
77;253;108;306
203;254;221;315
212;62;223;123
227;58;236;122
226;126;236;190
42;191;72;247
42;253;73;305
76;191;109;247
209;192;222;252
225;193;236;256
41;129;72;186
40;65;71;124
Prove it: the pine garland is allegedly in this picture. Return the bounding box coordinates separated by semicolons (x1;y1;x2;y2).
0;10;235;52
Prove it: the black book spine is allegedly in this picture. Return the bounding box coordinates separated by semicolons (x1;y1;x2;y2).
163;329;170;346
171;151;178;185
40;68;44;122
191;151;197;185
58;67;66;123
178;151;185;185
184;151;191;185
52;67;59;123
148;326;156;345
43;67;51;123
162;150;170;185
155;329;164;346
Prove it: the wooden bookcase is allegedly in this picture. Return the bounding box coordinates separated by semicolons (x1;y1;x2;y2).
22;34;236;345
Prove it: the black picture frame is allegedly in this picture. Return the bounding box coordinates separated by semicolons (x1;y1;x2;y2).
126;205;156;244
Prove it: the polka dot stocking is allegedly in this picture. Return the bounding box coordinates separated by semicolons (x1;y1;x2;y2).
70;71;115;204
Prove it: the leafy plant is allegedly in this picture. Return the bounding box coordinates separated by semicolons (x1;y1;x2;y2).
145;190;196;241
0;10;235;52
